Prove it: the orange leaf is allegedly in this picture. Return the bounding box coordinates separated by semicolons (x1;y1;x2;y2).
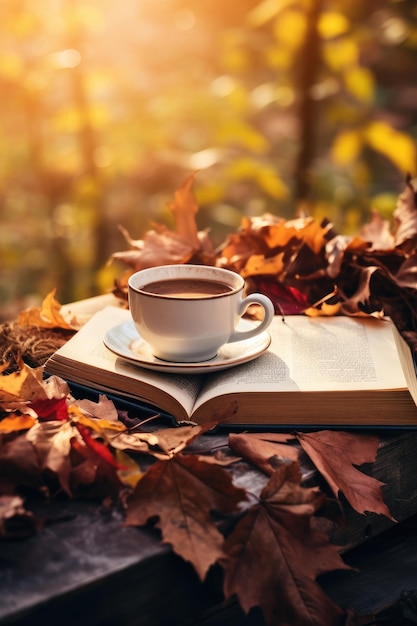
17;289;78;330
0;414;36;432
0;358;47;404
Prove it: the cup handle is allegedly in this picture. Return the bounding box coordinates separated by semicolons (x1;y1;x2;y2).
228;293;275;343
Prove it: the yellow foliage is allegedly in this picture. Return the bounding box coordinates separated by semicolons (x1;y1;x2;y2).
0;52;24;80
219;32;250;72
264;45;295;69
52;106;83;133
273;10;307;50
223;83;251;114
365;121;417;174
217;121;269;153
256;167;289;199
226;158;288;200
319;12;350;39
371;193;398;218
195;181;225;206
350;161;371;189
323;38;358;71
9;12;37;37
344;66;374;102
247;0;292;27
331;129;363;165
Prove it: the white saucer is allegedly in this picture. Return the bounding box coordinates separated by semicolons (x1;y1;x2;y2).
103;320;271;374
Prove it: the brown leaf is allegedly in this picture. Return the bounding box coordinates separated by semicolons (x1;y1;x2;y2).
0;433;44;494
359;210;395;250
167;171;200;248
112;224;196;270
221;462;349;626
228;432;299;475
0;495;39;539
296;431;395;520
110;174;215;274
338;265;380;315
192;450;241;467
68;432;123;499
110;424;210;459
395;251;417;289
393;176;417;251
125;453;247;580
70;398;126;436
26;421;73;495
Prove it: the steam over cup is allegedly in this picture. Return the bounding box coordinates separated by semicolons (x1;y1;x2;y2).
127;264;275;362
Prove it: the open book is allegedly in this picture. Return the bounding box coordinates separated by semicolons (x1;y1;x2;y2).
45;305;417;428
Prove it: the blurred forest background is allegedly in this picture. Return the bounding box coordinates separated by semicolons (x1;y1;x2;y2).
1;0;417;319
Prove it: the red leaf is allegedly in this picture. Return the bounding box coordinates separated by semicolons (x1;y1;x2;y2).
75;423;124;470
251;277;310;314
31;397;69;421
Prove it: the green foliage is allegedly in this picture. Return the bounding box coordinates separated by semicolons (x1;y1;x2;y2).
0;0;417;315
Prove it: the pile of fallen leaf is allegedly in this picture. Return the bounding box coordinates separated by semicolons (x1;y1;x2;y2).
2;172;417;626
111;172;417;352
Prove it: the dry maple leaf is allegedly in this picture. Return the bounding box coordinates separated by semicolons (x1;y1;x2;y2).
359;210;395;251
166;171;200;248
17;289;79;330
221;461;350;626
393;175;417;251
125;453;247;580
110;423;213;460
109;173;216;278
228;432;299;475
296;431;395;520
113;225;196;270
72;394;122;423
0;357;48;405
26;420;74;495
0;432;44;495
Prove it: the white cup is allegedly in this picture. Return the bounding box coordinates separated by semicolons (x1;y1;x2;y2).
128;264;275;362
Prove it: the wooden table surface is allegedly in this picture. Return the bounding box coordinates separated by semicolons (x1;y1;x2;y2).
1;429;417;626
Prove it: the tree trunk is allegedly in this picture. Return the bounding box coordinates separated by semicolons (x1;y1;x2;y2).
294;0;324;209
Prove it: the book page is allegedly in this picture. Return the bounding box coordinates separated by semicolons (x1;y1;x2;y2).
47;307;203;417
194;315;408;411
